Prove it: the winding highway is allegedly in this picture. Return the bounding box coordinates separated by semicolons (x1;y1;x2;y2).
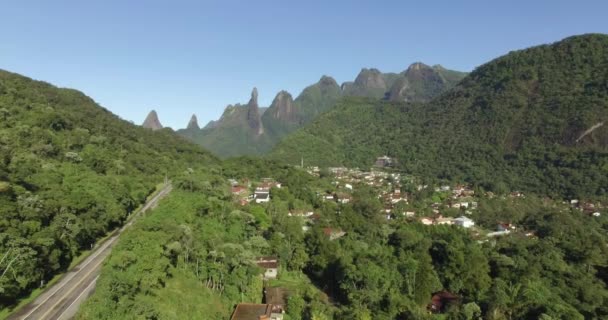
7;184;173;320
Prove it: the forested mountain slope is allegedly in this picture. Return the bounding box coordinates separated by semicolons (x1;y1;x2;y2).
0;69;217;308
271;34;608;199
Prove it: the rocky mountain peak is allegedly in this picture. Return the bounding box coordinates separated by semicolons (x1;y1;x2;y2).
247;87;263;135
268;90;296;122
142;110;163;130
187;114;200;130
406;62;431;72
250;87;259;104
318;75;339;88
404;62;444;84
354;68;386;90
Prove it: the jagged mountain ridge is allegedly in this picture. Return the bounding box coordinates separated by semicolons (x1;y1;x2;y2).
178;62;466;157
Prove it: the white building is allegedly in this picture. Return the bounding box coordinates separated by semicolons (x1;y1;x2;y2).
255;191;270;203
453;216;475;228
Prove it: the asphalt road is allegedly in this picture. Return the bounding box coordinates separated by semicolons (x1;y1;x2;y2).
7;184;173;320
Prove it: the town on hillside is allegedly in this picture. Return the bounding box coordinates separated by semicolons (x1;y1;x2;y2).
227;156;606;319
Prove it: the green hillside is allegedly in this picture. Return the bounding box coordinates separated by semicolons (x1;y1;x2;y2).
180;104;275;157
0;69;218;308
271;34;608;199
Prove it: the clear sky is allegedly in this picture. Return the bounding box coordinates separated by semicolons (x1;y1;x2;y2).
1;0;607;129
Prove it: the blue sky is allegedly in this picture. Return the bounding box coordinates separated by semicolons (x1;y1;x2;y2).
1;0;607;129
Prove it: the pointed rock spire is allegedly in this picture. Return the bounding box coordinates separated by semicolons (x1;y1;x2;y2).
142;110;163;130
247;87;263;135
187;114;200;130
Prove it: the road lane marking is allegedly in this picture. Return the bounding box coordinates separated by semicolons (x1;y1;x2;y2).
36;250;109;320
56;275;100;320
20;235;118;320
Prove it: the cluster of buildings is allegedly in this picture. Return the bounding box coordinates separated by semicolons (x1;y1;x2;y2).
419;215;476;228
569;199;603;217
382;189;408;218
230;178;282;205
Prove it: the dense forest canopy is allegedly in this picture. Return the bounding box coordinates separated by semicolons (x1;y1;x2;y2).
271;34;608;200
0;69;217;308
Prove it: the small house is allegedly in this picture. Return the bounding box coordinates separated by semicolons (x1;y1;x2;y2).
255;192;270;203
256;257;279;280
435;217;454;225
429;291;459;313
420;217;434;225
231;303;283;320
453;216;475;228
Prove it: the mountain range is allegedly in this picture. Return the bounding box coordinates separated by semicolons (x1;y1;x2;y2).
170;63;467;157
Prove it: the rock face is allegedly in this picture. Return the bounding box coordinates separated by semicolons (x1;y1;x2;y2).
267;91;296;122
187;114;200;130
341;68;390;98
404;62;446;85
353;68;387;90
246;88;264;135
386;62;461;102
318;75;339;90
203;120;217;129
142;110;163;130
